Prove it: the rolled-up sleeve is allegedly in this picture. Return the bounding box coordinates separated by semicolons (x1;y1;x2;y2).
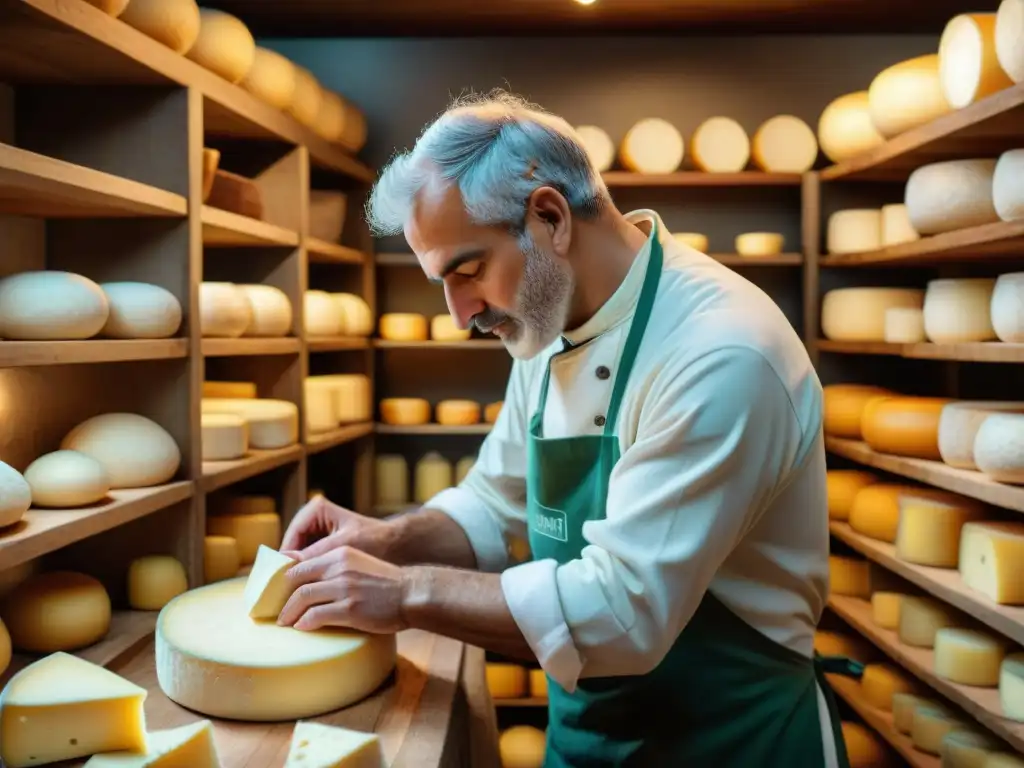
500;346;807;693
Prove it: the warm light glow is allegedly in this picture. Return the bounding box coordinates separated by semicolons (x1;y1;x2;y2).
575;0;597;5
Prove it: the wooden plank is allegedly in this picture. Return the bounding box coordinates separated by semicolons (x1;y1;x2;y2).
0;339;187;368
602;171;801;187
307;336;371;352
201;206;299;247
817;340;1024;363
374;340;506;350
306;422;375;455
201;338;302;357
713;253;802;266
307;239;366;265
375;424;493;436
817;340;905;356
202;445;304;492
819;220;1024;267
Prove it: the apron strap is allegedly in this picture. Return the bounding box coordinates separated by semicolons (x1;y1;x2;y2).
814;654;864;679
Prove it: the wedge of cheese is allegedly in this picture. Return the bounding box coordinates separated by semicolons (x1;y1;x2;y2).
243;544;297;619
284;721;384;767
84;720;221;767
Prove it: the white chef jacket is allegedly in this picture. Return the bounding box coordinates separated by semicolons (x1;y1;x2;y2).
427;209;837;765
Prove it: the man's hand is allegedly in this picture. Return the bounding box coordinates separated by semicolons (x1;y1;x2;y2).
280;495;397;562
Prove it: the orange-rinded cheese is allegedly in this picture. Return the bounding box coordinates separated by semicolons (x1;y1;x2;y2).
822;384;895;438
841;721;894;767
485;663;527;698
485;401;503;424
861;663;918;711
435;400;481;426
826;470;879;521
829;555;872;598
814;631;878;663
871;591;909;630
379;398;431;426
847;483;964;543
860;396;953;460
894;496;985;567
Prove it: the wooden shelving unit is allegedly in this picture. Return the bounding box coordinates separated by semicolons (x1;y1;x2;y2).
601;171;802;187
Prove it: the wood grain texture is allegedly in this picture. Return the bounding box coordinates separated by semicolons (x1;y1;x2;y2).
819;220;1024;267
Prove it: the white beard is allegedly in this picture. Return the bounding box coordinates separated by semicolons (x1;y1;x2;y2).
502;233;574;360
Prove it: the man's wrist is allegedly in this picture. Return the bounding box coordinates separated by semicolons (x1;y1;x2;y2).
398;564;432;630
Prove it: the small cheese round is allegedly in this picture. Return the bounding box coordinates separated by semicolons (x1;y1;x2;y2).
332;293;373;337
201;412;248;461
128;555;189;611
880;204;919;247
574;125;615;172
895;497;985;567
436;400;481;426
430;314;471;342
923;278;997;343
884;307;925;343
861;396;952;460
974;413;1024;483
826;469;878;521
871;592;905;630
0;571;111;652
240;47;296;109
99;281;182;339
201;398;299;449
939;401;1024;469
817;91;885;164
286;66;322;128
303;290;343;336
994;148;1024;222
750;115;818;173
23;450;110;508
0;270;109;340
61;412;182;488
414;452;454;503
184;9;255;83
912;703;966;754
499;726;546;768
690;116;750;173
939;13;1014;109
375;454;409;505
118;0;201;53
734;232;784;257
203;536;241;583
868;54;951;137
238;284;292;337
0;460;32;528
934;627;1007;686
619;118;684;174
305;379;339;433
905;158;999;235
820;288;924;342
671;232;709;252
199;282;252;338
826;209;882;255
313;90;347;143
206;512;281;565
992;272;1024;343
485;401;503;424
379;398;431;426
997;0;1024;83
379;313;428;342
0;617;10;676
861;663;916;711
455;456;475;484
486;663;527;698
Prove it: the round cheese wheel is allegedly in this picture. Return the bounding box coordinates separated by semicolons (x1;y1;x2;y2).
734;232;784;257
414;452;453;504
118;0;201;53
499;725;546;768
911;703;966;754
0;460;31;528
240;47;296;110
485;401;503;424
436;399;481;426
305;380;338;434
199;282;251;338
997;0;1024;82
880;204;919;247
868;54;951;137
895;496;985;567
814;630;877;664
203;381;257;400
826;209;882;255
923;277;997;343
671;232;709;252
850;483;968;544
841;721;890;768
128;555;188;611
337;98;368;153
61;412;181;488
750;115;818;173
332;294;373;337
455;456;475;484
375;454;409;505
201;412;248;460
884;307;925;343
817;91;885;164
939;401;1024;469
0;571;111;652
184;9;255;83
871;592;905;630
861;396;953;460
820;287;925;342
829;555;872;598
905;158;999;235
0;617;9;676
286;66;322;128
822;384;894;438
99;281;182;339
574;125;615;172
974;413;1024;483
206;513;281;565
826;469;878;520
304;290;343;336
994;148;1024;221
690;116;750;173
331;375;371;422
991;272;1024;342
486;662;527;698
939;13;1014;108
201;399;298;449
892;693;933;734
861;663;917;711
154;578;396;720
204;536;240;583
238;284;293;337
934;627;1007;686
619;118;684;174
23;450;110;508
313;90;347;143
430;314;471;342
379;398;430;426
379;313;428;342
529;668;547;698
83;0;131;15
0;270;109;340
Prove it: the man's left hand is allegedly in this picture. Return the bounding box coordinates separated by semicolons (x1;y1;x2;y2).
277;545;408;634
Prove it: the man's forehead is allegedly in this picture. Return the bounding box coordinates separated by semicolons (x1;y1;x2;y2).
405;179;489;279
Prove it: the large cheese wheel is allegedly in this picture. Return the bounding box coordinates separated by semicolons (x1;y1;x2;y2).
499;726;546;768
155;578;396;720
99;281;182;339
905;159;999;235
939;13;1014;108
690;117;749;173
436;399;481;426
619;118;684;174
574;125;615;172
240;47;296;110
817;91;885;164
880;204;920;247
304;290;343;336
201;412;248;461
201;398;299;449
184;9;255;83
994;148;1024;221
199;282;251;338
750;115;818;173
860;396;952;460
960;521;1024;604
939;401;1024;469
997;0;1024;82
899;596;960;648
826;470;878;520
826;209;882;254
118;0;200;53
379;313;428;341
23;450;110;508
820;287;925;342
238;284;292;337
884;308;925;343
868;55;952;138
0;271;109;340
313;90;347;143
841;721;892;767
934;627;1007;686
0;571;111;652
894;496;985;567
61;412;181;488
414;452;453;504
974;413;1024;483
671;232;709;252
286;66;322;129
822;384;895;438
375;454;409;505
992;272;1024;342
0;460;31;528
379;398;430;425
734;232;784;257
923;277;997;343
332;294;373;337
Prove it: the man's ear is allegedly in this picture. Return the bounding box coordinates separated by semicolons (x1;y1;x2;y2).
525;186;572;257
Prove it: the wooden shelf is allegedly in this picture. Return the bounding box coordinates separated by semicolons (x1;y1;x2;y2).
307;336;371;352
494;697;548;708
601;171;802;187
713;253;802;266
830;522;1024;647
201;338;301;357
819;221;1024;267
0;143;187;218
816;339;1024;363
0;339;188;368
306;422;375;455
821;83;1024;181
829;594;1024;752
202;445;305;493
201;206;299;248
306;239;366;264
0;482;194;572
825;438;1024;514
374;339;505;350
816;340;904;356
375;423;493;435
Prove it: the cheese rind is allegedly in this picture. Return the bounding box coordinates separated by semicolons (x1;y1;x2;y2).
861;663;916;711
486;662;528;698
304;290;343;336
690;116;750;173
379;398;431;426
671;232;709;252
199;282;251;338
430;314;471;341
375;454;409;505
860;396;952;460
285;721;384;768
1;570;112;652
619;118;684;174
436;399;481;426
814;630;877;663
820;288;925;342
62;412;182;489
817;91;885;163
201;398;299;449
574;125;615;173
958;521;1024;604
750;114;818;173
734;232;784;257
829;555;871;598
841;721;890;767
239;284;293;338
826;209;882;255
118;0;200;52
880;204;920;247
332;294;373;337
22;450;109;509
203;536;240;584
974;413;1024;484
899;596;959;648
905;159;1000;235
84;719;221;767
848;483;963;544
826;470;878;521
128;555;189;611
871;592;905;630
822;384;894;438
868;54;952;137
933;627;1007;686
99;281;183;339
939;13;1014;108
201;412;248;460
243;544;297;619
994;148;1024;222
1000;652;1024;722
923;277;997;343
938;401;1024;470
884;307;925;343
894;497;984;567
0;270;109;340
378;313;428;342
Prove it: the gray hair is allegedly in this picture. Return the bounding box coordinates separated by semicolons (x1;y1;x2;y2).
365;89;610;238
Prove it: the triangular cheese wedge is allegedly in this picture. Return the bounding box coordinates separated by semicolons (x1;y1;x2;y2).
84;719;222;767
0;652;148;768
285;721;384;768
243;544;297;619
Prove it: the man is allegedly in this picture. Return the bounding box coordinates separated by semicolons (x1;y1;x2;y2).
278;90;855;766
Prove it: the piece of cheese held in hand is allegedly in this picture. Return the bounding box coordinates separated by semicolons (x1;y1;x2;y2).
285;721;384;768
0;652;148;768
84;719;222;767
959;521;1024;605
244;544;297;619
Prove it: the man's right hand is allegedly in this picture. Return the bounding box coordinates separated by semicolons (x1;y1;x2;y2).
280;495;396;562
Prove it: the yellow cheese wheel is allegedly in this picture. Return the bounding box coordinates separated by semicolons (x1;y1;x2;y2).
690;116;750;173
820;287;925;342
436;400;481;426
842;721;893;767
829;555;872;598
430;314;471;341
817;91;885;164
894;497;985;567
484;401;503;424
823;384;895;438
826;470;878;520
893;692;933;734
750;114;818;173
286;66;322;129
499;726;546;768
414;452;453;504
735;232;784;257
871;591;907;630
959;520;1024;605
0;617;9;677
574;125;615;172
127;555;188;611
184;9;255;84
529;669;547;698
868;54;952;137
332;294;374;337
204;535;241;583
934;627;1007;686
206;512;281;565
672;232;709;252
939;13;1015;108
619;118;684;174
119;0;201;53
375;454;409;505
847;482;966;543
0;571;111;653
899;595;960;648
313;90;347;143
861;663;917;711
485;662;527;698
203;380;257;399
379;398;431;426
241;47;296;110
379;313;428;342
860;396;952;460
814;630;878;663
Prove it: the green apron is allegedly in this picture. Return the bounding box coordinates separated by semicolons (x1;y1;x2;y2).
525;222;861;766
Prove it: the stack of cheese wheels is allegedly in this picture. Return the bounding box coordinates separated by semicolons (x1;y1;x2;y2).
690;117;749;173
750;115;818;173
206;496;280;565
200;412;249;460
992;272;1024;342
184;9;255;83
994;148;1024;221
379;312;428;341
304;290;343;336
939;13;1014;109
379;397;431;426
827;209;881;254
817;91;885;164
822;383;894;438
734;233;784;257
241;47;296;110
305;378;339;433
155;577;397;720
867;54;951;137
118;0;201;53
375;454;409;506
238;284;293;337
61;413;181;489
904;158;999;235
0;270;110;340
574;125;615;173
415;452;453;503
820;287;924;342
0;571;112;652
22;450;110;509
100;282;183;339
286;65;322;129
306;374;372;423
825;469;878;520
619;118;684;174
672;232;709;252
938;400;1024;469
998;0;1024;83
199;282;252;337
860;395;953;460
880;204;919;246
436;399;481;426
431;314;471;341
975;413;1024;482
200;398;299;449
922;277;997;343
884;307;925;343
204;535;241;583
333;293;373;336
